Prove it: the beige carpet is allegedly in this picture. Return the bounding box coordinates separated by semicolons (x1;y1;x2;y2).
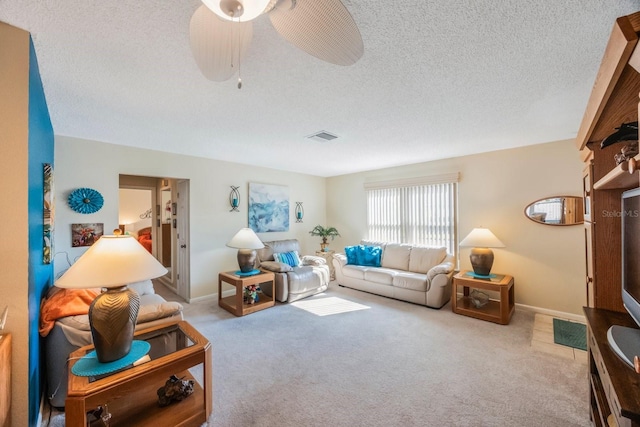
46;283;590;426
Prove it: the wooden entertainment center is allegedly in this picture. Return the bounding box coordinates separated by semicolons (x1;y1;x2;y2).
576;10;640;427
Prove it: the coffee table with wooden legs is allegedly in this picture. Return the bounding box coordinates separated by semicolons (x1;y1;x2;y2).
65;320;212;427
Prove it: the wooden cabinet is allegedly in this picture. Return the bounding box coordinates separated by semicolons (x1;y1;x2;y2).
577;11;640;313
0;334;10;427
585;308;640;427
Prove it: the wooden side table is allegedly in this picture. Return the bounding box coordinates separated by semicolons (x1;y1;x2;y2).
218;271;275;316
452;271;515;325
66;321;212;427
315;250;336;280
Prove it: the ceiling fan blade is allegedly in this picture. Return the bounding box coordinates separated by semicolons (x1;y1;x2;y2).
269;0;363;66
190;5;253;81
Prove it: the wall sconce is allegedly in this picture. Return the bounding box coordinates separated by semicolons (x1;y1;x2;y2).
229;186;240;212
295;202;304;223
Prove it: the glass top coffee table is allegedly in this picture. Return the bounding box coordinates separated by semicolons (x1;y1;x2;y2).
65;320;212;427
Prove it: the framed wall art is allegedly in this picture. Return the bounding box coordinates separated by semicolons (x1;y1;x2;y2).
71;223;104;247
248;183;289;232
43;163;54;264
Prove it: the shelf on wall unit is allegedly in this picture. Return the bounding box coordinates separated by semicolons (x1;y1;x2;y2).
593;154;640;190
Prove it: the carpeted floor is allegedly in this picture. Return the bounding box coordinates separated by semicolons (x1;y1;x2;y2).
47;283;590;426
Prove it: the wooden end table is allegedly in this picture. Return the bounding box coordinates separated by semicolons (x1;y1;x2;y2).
452;271;515;325
218;270;275;316
66;320;212;427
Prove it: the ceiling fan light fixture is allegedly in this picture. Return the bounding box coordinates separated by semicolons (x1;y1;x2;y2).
202;0;273;22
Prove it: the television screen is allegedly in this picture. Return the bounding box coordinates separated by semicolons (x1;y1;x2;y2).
608;187;640;368
623;188;640;324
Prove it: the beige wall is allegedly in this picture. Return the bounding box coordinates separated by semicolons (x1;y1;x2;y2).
0;22;30;427
54;136;327;300
327;139;586;315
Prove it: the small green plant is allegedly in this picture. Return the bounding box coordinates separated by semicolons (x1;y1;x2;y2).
309;225;340;245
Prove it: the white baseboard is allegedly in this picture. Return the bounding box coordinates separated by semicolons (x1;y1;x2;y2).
187;291;228;304
516;303;585;323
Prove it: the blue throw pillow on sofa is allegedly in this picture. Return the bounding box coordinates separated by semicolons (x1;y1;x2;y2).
345;245;359;265
357;245;382;267
345;245;382;267
274;251;301;267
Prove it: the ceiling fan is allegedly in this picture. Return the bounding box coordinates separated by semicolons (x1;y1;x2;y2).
189;0;364;87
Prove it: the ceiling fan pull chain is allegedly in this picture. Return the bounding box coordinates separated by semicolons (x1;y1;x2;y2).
237;17;242;89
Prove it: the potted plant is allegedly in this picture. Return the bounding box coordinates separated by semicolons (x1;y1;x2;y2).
309;225;340;252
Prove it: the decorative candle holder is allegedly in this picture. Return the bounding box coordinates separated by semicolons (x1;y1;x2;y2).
229;186;240;212
295;202;304;223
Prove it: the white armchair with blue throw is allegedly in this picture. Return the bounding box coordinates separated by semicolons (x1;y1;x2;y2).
257;239;330;303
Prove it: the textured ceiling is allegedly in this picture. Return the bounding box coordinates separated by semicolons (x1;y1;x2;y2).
1;1;639;177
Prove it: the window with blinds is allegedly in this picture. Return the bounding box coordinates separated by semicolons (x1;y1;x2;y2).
365;174;458;255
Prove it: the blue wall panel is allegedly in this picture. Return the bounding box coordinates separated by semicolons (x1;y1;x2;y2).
27;37;53;426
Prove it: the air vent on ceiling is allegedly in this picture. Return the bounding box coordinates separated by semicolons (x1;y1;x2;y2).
307;130;338;142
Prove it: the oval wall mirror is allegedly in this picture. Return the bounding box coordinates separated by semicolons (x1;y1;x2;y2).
524;196;584;226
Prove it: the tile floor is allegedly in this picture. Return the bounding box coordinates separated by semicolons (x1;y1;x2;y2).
531;313;588;364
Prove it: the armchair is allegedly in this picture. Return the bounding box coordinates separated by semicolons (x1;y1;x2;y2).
257;239;330;303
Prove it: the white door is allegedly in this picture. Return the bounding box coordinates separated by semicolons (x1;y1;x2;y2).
176;179;190;300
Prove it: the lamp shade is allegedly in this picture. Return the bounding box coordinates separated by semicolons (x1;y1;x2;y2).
202;0;272;22
459;228;505;248
55;235;168;289
226;227;264;249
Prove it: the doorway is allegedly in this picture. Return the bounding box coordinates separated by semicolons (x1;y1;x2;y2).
119;175;190;301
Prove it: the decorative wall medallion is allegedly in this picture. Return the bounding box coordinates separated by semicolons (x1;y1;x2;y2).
68;188;104;214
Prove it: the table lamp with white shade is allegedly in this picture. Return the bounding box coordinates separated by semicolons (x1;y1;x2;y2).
459;227;505;277
55;230;168;363
226;227;264;275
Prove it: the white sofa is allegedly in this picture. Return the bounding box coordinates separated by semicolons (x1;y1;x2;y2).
332;240;454;308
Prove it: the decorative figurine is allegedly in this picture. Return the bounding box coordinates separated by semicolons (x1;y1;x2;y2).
157;375;195;407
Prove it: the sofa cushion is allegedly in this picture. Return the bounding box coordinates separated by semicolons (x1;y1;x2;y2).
342;265;367;280
137;295;183;323
393;271;429;292
258;239;301;262
128;279;155;296
360;240;388;251
408;246;447;274
364;268;396;285
381;243;412;271
274;251;301;267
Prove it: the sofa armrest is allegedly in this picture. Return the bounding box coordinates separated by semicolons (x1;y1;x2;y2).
426;261;454;284
333;253;347;267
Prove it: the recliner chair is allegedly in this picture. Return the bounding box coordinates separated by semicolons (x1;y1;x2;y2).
257;239;330;303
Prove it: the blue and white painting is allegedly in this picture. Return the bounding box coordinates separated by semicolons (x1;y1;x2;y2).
249;183;289;232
